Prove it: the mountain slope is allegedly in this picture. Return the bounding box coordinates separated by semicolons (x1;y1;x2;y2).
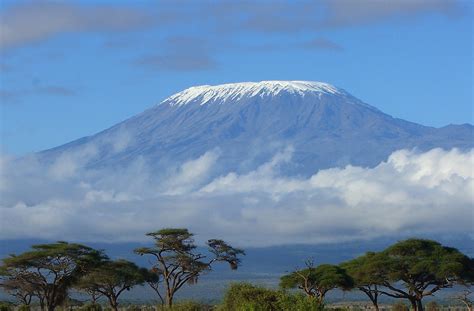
40;81;473;176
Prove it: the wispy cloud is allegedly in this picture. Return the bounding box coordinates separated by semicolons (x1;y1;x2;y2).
134;36;218;72
135;53;217;72
322;0;463;28
1;147;472;246
198;0;462;34
0;84;76;105
0;1;153;51
0;0;465;74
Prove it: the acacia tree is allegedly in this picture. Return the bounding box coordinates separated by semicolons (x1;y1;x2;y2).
341;252;388;311
76;285;103;304
0;242;105;311
452;288;473;311
0;267;38;306
280;260;353;303
76;260;148;311
144;268;164;305
134;228;245;307
376;239;474;311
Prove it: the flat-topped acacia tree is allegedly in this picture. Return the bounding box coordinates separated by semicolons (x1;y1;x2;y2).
280;261;353;303
134;228;245;307
0;242;105;311
341;252;388;311
376;239;474;311
0;268;38;306
76;259;149;311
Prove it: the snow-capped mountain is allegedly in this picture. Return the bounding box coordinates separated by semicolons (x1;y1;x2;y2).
40;81;473;176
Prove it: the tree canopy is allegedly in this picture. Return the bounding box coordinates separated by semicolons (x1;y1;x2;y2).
76;260;149;311
280;262;353;303
135;228;245;307
0;242;105;311
341;238;474;311
341;251;389;311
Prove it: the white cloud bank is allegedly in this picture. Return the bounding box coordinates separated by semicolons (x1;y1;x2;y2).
0;148;472;246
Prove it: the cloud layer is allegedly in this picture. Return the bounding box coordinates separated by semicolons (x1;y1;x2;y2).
0;1;152;51
0;147;472;246
1;0;464;70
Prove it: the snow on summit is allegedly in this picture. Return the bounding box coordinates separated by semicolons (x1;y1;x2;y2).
161;81;345;107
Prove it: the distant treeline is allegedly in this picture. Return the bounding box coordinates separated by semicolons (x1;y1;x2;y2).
0;229;473;311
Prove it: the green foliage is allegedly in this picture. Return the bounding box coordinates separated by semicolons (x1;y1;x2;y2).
143;228;195;253
277;293;325;311
384;239;474;286
78;259;147;291
157;301;213;311
280;264;353;302
0;303;12;311
17;305;31;311
391;302;409;311
341;252;387;287
135;228;245;307
79;303;103;311
0;242;105;311
379;239;474;310
207;239;245;270
77;260;148;311
219;283;324;311
340;239;473;311
219;283;280;311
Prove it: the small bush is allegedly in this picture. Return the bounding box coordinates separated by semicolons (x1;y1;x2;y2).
219;283;280;311
0;302;12;311
17;305;31;311
127;306;142;311
277;293;324;311
218;282;324;311
157;301;212;311
80;303;103;311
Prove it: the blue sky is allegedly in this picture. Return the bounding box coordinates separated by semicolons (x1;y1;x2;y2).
1;0;473;155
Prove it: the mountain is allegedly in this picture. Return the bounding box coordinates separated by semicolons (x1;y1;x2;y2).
40;81;473;175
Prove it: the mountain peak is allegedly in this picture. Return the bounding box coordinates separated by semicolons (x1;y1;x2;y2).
161;80;346;107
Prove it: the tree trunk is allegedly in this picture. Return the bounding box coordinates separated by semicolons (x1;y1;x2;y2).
39;298;45;311
409;298;418;311
366;290;379;311
166;290;173;307
460;300;472;311
108;297;119;311
416;299;423;311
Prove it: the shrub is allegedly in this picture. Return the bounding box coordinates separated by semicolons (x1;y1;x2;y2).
155;301;213;311
17;305;31;311
219;283;280;311
277;293;324;311
218;282;324;311
0;302;12;311
80;303;103;311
